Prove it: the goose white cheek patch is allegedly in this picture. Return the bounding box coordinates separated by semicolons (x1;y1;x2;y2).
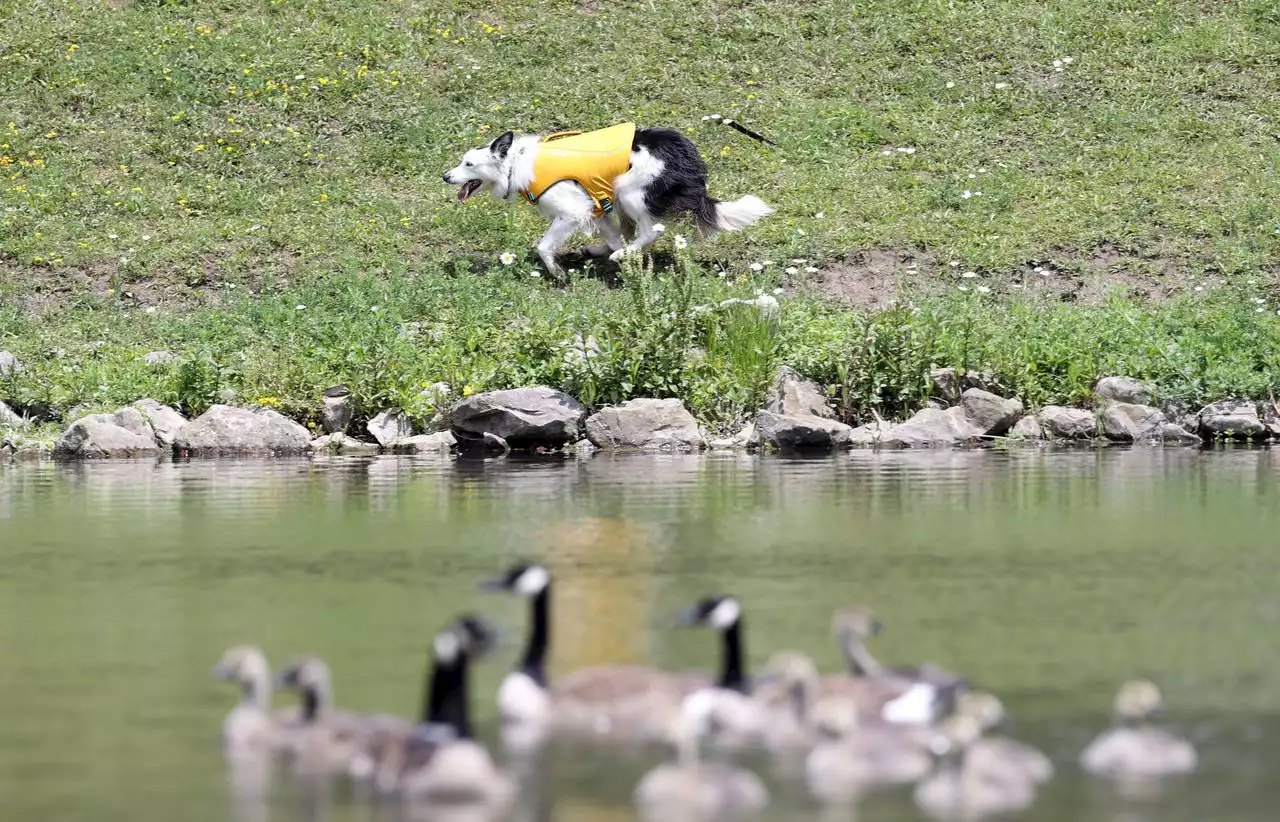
434;631;461;664
708;598;741;629
515;565;550;596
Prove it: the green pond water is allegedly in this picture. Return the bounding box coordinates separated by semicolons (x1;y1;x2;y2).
2;449;1279;822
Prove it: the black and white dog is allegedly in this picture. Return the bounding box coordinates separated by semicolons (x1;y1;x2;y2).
443;126;772;278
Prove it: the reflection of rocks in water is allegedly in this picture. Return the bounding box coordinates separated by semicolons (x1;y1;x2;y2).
398;800;516;822
548;794;634;822
539;516;652;673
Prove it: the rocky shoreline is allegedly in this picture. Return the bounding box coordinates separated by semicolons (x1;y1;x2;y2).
1;354;1276;462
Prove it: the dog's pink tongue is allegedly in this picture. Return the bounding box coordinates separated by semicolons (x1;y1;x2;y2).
457;180;480;202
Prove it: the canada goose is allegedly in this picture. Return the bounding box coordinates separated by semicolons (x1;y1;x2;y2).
1079;680;1197;779
634;690;769;820
804;697;934;802
482;562;705;743
821;606;961;725
954;691;1053;784
212;645;295;753
914;714;1037;821
673;595;771;748
353;615;514;810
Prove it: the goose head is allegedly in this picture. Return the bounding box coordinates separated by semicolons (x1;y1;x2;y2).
482;562;550;597
831;605;884;642
929;713;984;761
956;691;1008;733
811;697;860;741
1114;680;1162;724
675;596;742;631
213;645;270;684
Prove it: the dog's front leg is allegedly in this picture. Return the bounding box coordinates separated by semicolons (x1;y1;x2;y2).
584;215;625;257
608;215;664;262
536;217;577;280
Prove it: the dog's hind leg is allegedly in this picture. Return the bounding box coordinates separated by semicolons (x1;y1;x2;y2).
536;216;577;280
608;213;665;261
584;215;625;257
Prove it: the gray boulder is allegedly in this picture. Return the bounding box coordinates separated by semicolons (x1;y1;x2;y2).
1038;406;1097;439
310;433;381;454
321;393;354;435
882;407;976;447
929;368;963;404
755;412;853;450
2;433;51;461
0;400;24;428
0;350;21;378
586;399;703;451
1099;403;1165;442
848;421;888;446
143;351;179;366
764;367;831;419
959;388;1022;435
1198;400;1268;440
55;413;162;458
133;399;187;446
391;431;457;454
1159;423;1203;446
367;408;413;447
707;421;755;451
174;404;312;455
449;387;587;450
1094;376;1155;407
1011;416;1044;439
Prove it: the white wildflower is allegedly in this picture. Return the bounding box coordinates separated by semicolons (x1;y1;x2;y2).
1062;56;1074;64
762;260;774;266
141;234;152;241
1254;297;1267;304
530;270;541;278
979;167;989;173
804;266;819;273
791;258;807;264
773;288;784;295
995;82;1010;90
1053;59;1063;68
144;306;157;314
295;74;305;80
977;285;991;294
499;251;516;266
295;304;307;310
968;173;977;179
1194;286;1204;292
946;81;956;88
962;190;974;199
370;305;379;312
674;234;688;250
108;234;119;239
814;211;825;219
653;223;666;234
882;150;893;156
957;285;969;292
961;271;978;278
897;147;916;154
949;260;960;267
1054;66;1064;73
710;114;722;120
749;262;764;272
785;266;798;275
1257;307;1265;313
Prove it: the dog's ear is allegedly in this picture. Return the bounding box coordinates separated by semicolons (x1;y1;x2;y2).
490;131;514;159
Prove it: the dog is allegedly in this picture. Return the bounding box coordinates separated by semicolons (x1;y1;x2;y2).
443;123;773;278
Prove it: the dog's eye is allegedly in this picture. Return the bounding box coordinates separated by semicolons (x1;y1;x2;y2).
464;161;473;167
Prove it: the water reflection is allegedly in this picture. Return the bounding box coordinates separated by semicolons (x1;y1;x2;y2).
2;449;1280;822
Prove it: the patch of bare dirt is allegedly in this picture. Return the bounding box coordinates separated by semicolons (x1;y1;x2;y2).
783;248;944;309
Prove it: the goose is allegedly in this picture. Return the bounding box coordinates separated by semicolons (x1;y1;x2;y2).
752;651;822;755
804;697;934;802
634;689;769;820
820;606;962;726
955;691;1053;784
914;714;1038;821
352;615;515;810
1079;680;1197;779
482;562;705;743
212;645;296;753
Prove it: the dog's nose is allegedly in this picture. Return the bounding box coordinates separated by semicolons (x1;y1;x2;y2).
442;173;451;183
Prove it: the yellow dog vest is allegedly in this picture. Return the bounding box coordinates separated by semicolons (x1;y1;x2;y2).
522;123;636;217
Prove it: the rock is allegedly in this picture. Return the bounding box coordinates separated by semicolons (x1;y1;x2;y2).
1159;423;1203;446
320;393;354;435
881;407;977;447
707;421;755;451
1099;403;1166;442
755;412;854;450
449;387;587;450
2;433;51;461
311;433;382;454
143;350;178;366
1038;406;1097;439
0;350;21;378
173;404;312;456
585;399;703;451
55;413;162;458
0;400;24;428
132;399;187;446
1011;416;1044;439
929;368;963;404
367;409;413;447
1094;376;1155;407
1198;400;1268;440
571;438;597;457
848;421;888;446
764;367;831;419
959;389;1022;435
391;432;456;454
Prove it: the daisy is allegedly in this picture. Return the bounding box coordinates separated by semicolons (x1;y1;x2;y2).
977;285;991;294
653;223;666;234
804;266;819;273
749;262;764;272
499;251;516;266
785;266;798;275
295;304;307;310
674;235;688;250
945;81;956;88
961;271;978;278
962;190;975;199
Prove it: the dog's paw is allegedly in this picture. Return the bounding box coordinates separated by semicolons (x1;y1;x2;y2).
608;246;637;263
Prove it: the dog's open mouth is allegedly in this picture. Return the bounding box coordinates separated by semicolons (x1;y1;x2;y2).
457;180;482;202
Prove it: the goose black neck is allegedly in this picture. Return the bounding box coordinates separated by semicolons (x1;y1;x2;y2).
718;620;747;692
421;651;472;739
301;688;321;722
519;586;550;686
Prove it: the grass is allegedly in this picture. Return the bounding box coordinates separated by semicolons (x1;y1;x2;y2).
2;0;1280;436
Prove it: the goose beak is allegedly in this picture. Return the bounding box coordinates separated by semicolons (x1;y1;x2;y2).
273;668;299;689
673;605;703;627
479;577;509;592
870;618;885;636
211;662;232;681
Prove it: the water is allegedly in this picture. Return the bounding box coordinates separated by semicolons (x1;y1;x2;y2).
2;449;1279;822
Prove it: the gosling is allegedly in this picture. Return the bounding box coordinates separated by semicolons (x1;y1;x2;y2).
212;645;295;753
914;714;1038;821
1079;680;1197;779
955;692;1053;784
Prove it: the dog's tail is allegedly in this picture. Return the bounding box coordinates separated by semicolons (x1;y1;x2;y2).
694;194;774;237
